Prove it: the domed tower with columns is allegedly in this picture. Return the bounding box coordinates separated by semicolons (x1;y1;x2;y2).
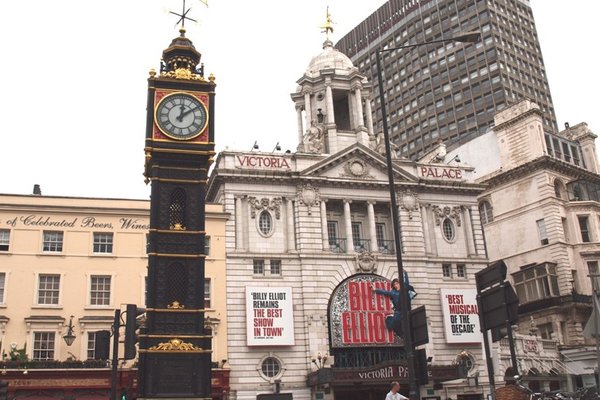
291;10;374;155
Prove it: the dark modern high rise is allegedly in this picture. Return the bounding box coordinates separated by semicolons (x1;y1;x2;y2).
336;0;557;159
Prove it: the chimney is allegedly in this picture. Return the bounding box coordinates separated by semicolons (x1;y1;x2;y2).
33;184;42;195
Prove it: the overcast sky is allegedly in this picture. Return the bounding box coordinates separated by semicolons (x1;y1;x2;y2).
1;1;598;200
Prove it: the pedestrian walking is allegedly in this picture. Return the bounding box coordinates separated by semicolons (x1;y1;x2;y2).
385;381;408;400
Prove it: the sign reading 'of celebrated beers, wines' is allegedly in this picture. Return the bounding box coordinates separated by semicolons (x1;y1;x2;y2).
329;274;401;348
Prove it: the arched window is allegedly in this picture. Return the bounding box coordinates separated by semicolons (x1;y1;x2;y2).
258;211;273;236
442;218;455;241
169;188;186;229
478;200;493;224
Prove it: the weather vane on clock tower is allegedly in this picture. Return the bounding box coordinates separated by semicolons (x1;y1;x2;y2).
169;0;208;28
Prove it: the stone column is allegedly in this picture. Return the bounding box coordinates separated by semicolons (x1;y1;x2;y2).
344;200;354;253
463;206;476;256
326;85;335;124
304;90;312;128
296;106;304;149
320;200;329;250
367;201;378;252
235;196;244;251
425;204;437;256
287;198;296;252
420;205;431;255
365;98;374;136
355;87;364;128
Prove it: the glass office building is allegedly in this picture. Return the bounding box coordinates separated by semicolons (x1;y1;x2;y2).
336;0;557;159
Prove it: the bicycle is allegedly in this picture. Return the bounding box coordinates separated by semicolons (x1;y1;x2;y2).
514;375;572;400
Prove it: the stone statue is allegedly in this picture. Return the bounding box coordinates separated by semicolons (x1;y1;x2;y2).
304;119;324;153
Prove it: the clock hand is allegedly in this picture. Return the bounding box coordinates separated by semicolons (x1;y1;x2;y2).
176;105;186;122
179;107;197;119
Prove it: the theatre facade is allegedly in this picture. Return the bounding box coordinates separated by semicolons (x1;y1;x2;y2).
207;38;490;400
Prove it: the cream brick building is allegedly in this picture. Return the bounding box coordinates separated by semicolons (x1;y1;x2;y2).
0;193;228;367
207;39;490;400
449;100;600;390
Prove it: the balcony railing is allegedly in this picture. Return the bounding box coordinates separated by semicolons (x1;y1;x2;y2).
378;240;395;254
353;239;371;252
329;238;347;253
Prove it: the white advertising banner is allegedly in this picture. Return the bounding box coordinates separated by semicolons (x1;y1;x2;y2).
246;286;294;346
440;288;482;343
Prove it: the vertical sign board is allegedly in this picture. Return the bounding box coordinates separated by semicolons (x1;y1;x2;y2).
440;289;482;343
246;287;294;346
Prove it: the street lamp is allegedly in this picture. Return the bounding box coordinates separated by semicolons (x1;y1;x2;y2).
63;315;76;346
375;31;480;400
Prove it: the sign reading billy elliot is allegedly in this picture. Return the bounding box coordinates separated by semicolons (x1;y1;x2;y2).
329;274;401;347
440;288;482;343
246;287;294;346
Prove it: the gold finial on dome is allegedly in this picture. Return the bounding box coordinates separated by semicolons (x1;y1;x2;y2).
320;6;335;40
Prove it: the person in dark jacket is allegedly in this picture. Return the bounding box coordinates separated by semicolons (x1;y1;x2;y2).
374;273;417;337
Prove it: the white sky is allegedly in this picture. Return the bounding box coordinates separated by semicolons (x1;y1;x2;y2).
0;1;598;200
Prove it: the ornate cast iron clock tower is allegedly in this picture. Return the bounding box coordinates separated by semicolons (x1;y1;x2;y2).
138;23;215;399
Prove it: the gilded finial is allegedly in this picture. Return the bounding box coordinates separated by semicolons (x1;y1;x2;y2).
149;68;157;78
320;6;334;39
208;73;215;82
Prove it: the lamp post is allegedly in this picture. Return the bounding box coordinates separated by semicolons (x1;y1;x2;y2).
375;31;480;400
62;315;76;346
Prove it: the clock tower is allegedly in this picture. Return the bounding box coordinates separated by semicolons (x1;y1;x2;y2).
139;27;215;399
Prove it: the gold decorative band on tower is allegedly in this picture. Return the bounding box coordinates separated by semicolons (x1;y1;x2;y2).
142;338;211;353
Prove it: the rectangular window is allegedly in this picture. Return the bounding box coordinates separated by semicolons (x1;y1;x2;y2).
93;232;113;253
351;222;363;249
442;263;452;278
538;323;554;340
204;235;211;256
375;223;386;249
43;231;63;252
327;221;344;252
588;261;600;293
37;274;60;305
87;332;97;360
578;216;591;242
0;273;5;304
253;259;265;275
204;278;211;308
270;259;282;275
513;263;560;304
456;264;466;278
0;230;9;251
33;332;55;360
90;275;111;306
536;219;548;245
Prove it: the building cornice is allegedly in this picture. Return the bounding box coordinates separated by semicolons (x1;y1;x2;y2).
482;156;600;187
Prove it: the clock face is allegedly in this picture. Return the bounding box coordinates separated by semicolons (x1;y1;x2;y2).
155;92;208;140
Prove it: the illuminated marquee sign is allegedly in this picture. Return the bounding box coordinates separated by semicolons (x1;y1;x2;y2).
329;274;401;348
235;155;291;170
440;288;482;343
419;166;463;180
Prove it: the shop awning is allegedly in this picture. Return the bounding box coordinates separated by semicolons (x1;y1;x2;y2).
565;359;598;375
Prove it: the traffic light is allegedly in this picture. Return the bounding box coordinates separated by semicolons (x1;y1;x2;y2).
94;330;111;360
121;388;127;400
414;348;429;385
124;304;145;360
0;380;8;400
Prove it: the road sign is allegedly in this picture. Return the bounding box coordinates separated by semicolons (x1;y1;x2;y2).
475;261;507;292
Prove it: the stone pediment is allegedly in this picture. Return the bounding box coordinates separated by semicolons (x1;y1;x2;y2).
300;144;417;183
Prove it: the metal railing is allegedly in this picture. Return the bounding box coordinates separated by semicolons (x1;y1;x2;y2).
378;240;395;254
353;239;371;252
329;238;347;253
